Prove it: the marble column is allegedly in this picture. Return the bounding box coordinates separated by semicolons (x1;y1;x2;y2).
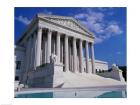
69;43;72;71
64;35;69;71
79;39;83;73
40;49;42;65
35;27;42;67
46;29;52;63
85;41;89;73
44;36;47;64
91;42;95;74
56;32;61;63
73;37;77;72
34;33;37;69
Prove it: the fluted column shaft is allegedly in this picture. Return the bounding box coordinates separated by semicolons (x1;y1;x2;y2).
64;35;69;71
36;27;42;67
85;41;89;73
91;43;95;74
46;30;52;63
79;39;83;73
44;36;47;64
73;37;77;72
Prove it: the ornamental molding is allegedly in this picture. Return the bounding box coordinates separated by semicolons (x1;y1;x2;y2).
37;14;93;37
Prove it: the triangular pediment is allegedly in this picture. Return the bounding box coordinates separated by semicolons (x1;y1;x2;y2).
38;14;93;36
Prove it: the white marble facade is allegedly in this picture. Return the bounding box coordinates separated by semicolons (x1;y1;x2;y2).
15;13;108;87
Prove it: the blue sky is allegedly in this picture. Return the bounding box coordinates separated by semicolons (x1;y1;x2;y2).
15;7;126;68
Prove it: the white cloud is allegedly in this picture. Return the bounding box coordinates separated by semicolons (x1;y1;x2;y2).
74;13;87;19
74;8;123;44
75;9;104;23
106;24;123;35
94;36;103;44
76;12;105;35
92;23;104;34
15;10;53;26
15;15;31;25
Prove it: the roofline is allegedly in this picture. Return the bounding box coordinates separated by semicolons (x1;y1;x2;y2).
16;16;38;45
95;59;108;64
16;13;95;45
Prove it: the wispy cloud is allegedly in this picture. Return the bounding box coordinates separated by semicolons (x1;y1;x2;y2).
74;8;123;44
15;9;53;25
94;36;103;43
106;23;123;35
15;15;31;25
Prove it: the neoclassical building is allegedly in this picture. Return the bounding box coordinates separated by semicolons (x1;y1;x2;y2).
15;13;108;88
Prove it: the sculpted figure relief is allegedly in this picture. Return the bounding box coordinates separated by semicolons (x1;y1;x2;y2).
47;18;89;35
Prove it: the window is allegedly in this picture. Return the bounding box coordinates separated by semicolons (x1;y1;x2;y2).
16;61;21;70
15;76;19;81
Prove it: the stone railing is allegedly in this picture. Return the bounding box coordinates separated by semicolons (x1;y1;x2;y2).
97;64;125;82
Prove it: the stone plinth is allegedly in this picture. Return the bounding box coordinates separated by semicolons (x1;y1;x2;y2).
27;62;64;88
